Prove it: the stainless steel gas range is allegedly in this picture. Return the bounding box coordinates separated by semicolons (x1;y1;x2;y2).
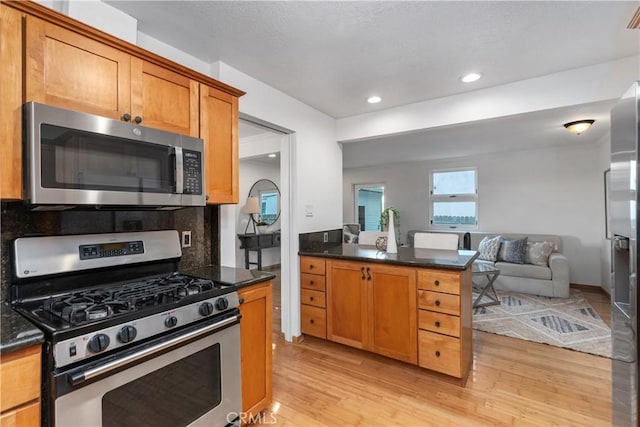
10;230;241;427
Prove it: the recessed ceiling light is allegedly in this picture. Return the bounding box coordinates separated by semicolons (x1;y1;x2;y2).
367;96;382;104
268;153;277;158
460;72;482;83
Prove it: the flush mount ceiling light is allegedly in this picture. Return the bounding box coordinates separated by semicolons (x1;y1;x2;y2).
367;96;382;104
460;72;482;83
563;119;595;135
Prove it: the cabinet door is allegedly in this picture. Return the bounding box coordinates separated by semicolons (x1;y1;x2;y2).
25;16;130;120
130;58;198;136
326;260;368;349
0;5;23;200
238;282;272;418
368;264;417;364
200;84;239;204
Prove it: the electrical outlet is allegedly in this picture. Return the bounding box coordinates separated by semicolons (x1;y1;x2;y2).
323;232;329;243
181;231;192;248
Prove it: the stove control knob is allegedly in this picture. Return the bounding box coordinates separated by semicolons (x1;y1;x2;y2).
87;333;110;353
165;316;178;328
199;302;214;316
215;297;229;311
117;326;137;343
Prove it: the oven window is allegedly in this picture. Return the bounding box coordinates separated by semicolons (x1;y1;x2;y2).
41;124;174;193
102;344;222;427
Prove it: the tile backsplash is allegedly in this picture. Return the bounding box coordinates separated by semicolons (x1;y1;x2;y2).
1;202;215;301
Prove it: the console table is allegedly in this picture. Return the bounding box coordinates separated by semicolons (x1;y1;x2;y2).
237;232;281;270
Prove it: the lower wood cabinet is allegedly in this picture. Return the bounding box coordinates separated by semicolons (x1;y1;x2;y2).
326;259;417;364
0;345;41;427
238;281;272;418
300;255;473;384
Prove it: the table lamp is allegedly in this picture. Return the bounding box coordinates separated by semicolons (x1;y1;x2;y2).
243;196;261;234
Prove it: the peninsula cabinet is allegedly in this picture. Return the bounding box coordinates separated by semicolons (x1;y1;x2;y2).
238;281;273;419
2;0;244;204
0;345;41;427
326;260;417;364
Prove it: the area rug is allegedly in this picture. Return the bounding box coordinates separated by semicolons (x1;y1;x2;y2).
472;289;611;358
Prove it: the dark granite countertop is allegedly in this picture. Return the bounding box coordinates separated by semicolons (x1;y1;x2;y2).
183;265;276;289
299;244;478;270
1;303;44;355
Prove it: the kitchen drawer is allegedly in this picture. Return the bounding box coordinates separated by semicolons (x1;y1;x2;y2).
300;257;326;275
0;346;40;411
418;330;461;378
417;290;460;315
0;401;40;427
300;273;326;291
301;305;326;339
301;288;326;308
417;269;460;295
418;310;460;338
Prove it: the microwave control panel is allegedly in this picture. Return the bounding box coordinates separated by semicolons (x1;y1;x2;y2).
79;240;145;260
183;150;203;195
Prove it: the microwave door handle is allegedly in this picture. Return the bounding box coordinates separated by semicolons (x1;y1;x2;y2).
174;146;184;194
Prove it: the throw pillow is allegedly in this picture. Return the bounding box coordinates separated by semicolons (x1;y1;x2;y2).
497;237;528;264
525;240;555;266
477;235;501;261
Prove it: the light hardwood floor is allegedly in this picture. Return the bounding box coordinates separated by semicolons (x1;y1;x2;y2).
263;270;611;426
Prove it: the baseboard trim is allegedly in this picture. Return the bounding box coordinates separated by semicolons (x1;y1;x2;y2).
570;283;609;296
278;332;304;344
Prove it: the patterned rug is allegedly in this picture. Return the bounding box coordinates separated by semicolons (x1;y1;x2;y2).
472;289;611;358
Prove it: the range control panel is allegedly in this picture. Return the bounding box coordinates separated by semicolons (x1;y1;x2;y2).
79;240;144;260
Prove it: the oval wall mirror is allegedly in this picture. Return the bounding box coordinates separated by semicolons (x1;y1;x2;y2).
248;179;281;225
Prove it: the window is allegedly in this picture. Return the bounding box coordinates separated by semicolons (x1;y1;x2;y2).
354;184;384;231
430;168;477;229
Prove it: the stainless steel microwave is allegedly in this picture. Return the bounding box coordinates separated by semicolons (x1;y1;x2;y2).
24;102;206;208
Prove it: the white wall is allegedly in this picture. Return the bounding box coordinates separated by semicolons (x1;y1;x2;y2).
235;160;281;269
598;133;612;294
344;143;604;286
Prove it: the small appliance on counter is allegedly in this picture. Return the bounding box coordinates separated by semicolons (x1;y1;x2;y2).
11;230;241;427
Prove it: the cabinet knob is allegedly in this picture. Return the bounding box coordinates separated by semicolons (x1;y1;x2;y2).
435;300;441;307
435;321;441;327
309;264;314;269
134;116;143;124
310;319;315;324
122;113;131;122
435;350;441;358
309;296;314;301
434;280;440;286
310;280;314;285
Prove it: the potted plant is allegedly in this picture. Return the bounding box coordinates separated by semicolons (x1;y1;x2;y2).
254;220;269;234
379;206;400;244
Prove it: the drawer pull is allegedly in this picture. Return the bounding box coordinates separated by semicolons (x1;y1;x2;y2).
435;350;441;358
435;321;441;327
310;280;314;285
309;296;314;301
310;319;315;324
309;264;314;269
434;280;440;286
435;300;441;307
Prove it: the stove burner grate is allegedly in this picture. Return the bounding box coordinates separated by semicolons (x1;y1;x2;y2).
41;272;216;325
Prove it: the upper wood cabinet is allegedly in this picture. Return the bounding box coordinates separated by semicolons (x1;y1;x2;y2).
25;16;131;121
0;4;23;200
200;84;239;204
24;16;200;137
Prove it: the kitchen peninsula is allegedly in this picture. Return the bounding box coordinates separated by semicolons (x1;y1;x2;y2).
299;243;478;385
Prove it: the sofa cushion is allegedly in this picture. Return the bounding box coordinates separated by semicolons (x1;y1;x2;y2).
525;240;555;266
477;235;501;261
497;237;527;264
495;262;552;280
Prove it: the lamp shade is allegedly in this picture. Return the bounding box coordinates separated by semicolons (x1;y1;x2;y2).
564;120;595;135
244;196;261;214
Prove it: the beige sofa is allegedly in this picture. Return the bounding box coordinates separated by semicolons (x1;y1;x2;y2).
407;231;570;298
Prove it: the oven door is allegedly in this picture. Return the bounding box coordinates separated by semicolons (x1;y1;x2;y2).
51;314;241;427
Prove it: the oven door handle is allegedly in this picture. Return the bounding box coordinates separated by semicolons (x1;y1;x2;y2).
69;315;239;386
174;146;184;194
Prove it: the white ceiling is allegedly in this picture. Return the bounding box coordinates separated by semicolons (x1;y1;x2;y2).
103;1;639;166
